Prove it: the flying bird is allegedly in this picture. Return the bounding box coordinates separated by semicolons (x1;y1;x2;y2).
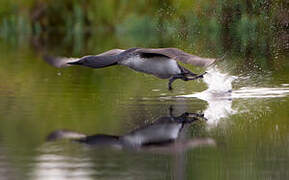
44;48;223;90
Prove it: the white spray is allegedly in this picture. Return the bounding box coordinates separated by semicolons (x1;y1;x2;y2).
180;66;237;126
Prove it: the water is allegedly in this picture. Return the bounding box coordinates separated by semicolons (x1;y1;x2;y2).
180;67;289;126
0;39;289;180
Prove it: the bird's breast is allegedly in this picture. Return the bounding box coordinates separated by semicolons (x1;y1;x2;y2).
119;56;181;78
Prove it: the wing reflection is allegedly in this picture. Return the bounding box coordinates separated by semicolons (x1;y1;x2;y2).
46;109;215;152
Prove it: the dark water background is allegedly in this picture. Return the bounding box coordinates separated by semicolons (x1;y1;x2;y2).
0;1;289;179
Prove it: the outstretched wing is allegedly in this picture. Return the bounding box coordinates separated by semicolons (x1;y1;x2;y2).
135;48;218;67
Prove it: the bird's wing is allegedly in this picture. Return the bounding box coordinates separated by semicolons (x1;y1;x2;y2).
97;49;125;56
135;48;218;67
43;49;125;68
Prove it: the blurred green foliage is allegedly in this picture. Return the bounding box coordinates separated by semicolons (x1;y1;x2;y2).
0;1;288;178
0;0;288;59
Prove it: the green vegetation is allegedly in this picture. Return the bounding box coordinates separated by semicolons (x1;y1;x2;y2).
0;0;287;60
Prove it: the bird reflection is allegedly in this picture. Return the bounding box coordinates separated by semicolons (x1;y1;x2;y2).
46;109;215;152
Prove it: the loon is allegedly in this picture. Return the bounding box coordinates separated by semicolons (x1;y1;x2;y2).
46;111;214;151
44;48;223;90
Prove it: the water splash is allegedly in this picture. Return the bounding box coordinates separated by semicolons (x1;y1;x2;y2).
203;66;237;94
180;67;237;125
178;66;289;126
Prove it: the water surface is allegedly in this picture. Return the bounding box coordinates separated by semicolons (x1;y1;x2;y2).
0;37;289;180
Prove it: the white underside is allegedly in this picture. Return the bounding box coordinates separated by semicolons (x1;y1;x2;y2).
119;56;181;79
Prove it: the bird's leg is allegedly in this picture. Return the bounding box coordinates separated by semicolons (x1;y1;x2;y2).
168;74;183;90
168;71;207;90
193;71;207;79
188;71;207;78
186;71;198;77
182;72;207;81
168;77;178;90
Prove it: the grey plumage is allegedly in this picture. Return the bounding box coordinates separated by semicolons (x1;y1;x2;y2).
44;48;224;90
68;55;119;68
133;48;218;67
46;111;214;151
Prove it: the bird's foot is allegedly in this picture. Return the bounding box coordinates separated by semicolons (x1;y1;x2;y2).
185;72;207;81
197;72;207;79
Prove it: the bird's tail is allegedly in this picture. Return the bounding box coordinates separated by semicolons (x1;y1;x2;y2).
43;54;119;69
43;55;80;68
